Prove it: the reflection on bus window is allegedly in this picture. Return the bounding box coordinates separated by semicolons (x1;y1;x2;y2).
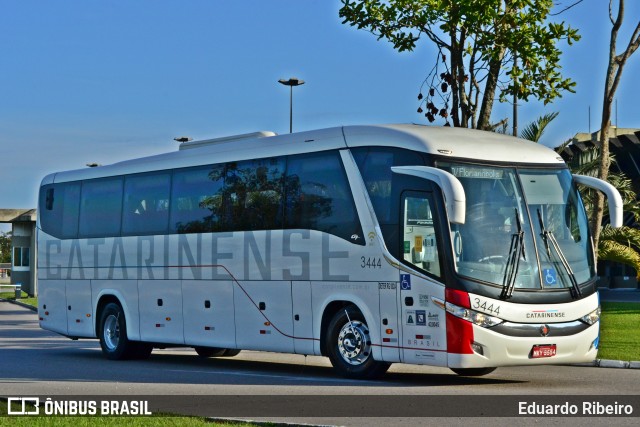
39;151;364;245
286;152;361;241
402;193;441;278
123;173;171;235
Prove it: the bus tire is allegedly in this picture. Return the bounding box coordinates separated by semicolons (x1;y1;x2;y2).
326;305;390;379
99;302;141;360
450;367;496;376
222;349;241;357
194;347;228;358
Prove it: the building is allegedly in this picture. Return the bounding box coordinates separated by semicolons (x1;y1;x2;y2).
558;127;640;199
557;127;640;289
0;209;37;296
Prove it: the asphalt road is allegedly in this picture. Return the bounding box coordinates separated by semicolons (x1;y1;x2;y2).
1;301;639;426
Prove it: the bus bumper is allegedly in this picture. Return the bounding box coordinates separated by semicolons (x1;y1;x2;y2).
447;321;600;368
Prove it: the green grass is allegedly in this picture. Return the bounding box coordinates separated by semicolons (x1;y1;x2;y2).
0;416;228;426
598;302;640;361
0;291;37;307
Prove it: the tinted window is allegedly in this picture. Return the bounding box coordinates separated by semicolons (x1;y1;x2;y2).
352;147;425;254
122;173;171;235
402;192;441;278
40;150;363;243
352;147;425;224
39;182;80;238
225;157;285;231
170;165;224;233
79;178;123;238
285;151;363;243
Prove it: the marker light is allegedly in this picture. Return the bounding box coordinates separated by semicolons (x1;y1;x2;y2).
580;307;601;325
445;301;503;328
471;341;485;356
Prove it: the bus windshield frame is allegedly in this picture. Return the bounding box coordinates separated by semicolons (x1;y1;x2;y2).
437;161;595;295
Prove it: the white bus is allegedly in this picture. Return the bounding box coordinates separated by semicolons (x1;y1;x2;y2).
37;124;623;379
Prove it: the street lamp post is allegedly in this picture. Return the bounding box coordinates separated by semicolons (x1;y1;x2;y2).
278;77;305;133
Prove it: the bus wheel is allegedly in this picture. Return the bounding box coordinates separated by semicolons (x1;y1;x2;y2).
326;305;390;379
194;347;228;358
99;302;139;360
222;349;241;357
450;367;496;376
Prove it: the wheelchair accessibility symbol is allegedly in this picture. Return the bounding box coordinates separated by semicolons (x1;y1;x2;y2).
543;268;557;286
400;274;411;290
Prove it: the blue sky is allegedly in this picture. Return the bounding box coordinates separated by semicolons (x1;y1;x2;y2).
1;0;639;221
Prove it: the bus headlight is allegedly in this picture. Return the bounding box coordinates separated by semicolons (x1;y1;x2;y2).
445;302;503;328
580;307;601;325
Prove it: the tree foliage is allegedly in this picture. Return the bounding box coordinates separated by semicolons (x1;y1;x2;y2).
0;231;11;264
598;226;640;280
519;111;559;142
339;0;580;129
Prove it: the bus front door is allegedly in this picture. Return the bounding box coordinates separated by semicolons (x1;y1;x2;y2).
399;191;447;366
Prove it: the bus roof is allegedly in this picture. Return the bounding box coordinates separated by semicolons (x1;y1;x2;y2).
42;124;565;185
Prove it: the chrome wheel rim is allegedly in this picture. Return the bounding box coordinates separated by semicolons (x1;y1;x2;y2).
337;320;371;366
103;314;120;351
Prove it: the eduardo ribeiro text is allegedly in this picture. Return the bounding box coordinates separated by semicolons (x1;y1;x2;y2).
519;401;634;416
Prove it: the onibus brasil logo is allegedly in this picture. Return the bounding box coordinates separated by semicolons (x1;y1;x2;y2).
7;397;152;416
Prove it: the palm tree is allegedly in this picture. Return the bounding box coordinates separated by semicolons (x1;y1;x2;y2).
598;226;640;280
520;113;640;279
520;112;559;143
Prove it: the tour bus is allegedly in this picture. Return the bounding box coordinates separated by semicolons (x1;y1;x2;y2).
37;124;623;379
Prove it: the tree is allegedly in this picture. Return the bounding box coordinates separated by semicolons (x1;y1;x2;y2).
0;231;11;264
592;0;640;250
598;225;640;280
339;0;580;129
572;157;640;280
519;111;559;143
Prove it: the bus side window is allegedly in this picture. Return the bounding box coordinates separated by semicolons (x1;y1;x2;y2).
170;165;224;233
122;172;171;235
78;178;123;238
226;157;285;231
285;151;364;244
39;182;80;239
401;192;441;278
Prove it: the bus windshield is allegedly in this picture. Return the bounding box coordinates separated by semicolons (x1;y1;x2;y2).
439;163;594;292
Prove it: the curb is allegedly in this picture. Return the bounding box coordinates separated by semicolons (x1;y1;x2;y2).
0;298;37;312
597;359;640;369
206;418;335;427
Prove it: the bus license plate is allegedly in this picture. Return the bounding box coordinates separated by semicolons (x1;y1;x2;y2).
531;344;556;358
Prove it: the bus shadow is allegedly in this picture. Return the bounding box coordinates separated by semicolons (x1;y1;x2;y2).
137;350;525;387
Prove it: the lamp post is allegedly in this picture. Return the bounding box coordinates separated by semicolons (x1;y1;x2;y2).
278;77;305;133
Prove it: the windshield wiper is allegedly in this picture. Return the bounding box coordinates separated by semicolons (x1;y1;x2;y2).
537;209;582;298
500;208;526;300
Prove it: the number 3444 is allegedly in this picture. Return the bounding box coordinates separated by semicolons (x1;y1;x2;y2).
361;257;382;269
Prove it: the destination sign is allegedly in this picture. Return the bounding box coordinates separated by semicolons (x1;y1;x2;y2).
450;166;504;179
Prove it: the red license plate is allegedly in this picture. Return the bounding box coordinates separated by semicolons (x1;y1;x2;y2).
531;344;557;358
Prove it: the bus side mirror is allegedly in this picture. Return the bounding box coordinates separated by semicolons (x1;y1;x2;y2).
392;166;466;224
572;174;623;228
